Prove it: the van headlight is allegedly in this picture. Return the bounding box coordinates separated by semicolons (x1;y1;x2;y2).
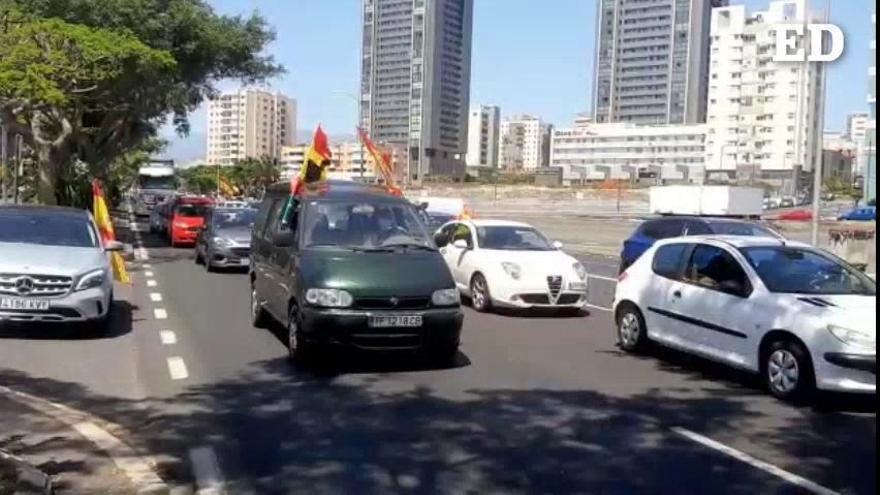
828;325;876;349
304;288;353;308
75;269;107;291
432;288;460;306
501;262;521;280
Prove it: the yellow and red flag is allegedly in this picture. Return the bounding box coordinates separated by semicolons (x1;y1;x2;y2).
292;125;333;194
92;180;130;284
357;127;401;195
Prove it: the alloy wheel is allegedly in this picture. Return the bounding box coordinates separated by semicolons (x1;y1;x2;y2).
619;312;640;348
471;277;486;310
767;349;800;394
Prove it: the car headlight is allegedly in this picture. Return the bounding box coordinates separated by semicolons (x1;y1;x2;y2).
213;236;235;248
828;325;876;349
75;269;107;291
432;288;460;306
573;262;587;281
501;262;521;280
304;288;353;308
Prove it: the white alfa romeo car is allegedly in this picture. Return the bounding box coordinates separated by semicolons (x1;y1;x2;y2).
433;220;588;313
614;235;876;401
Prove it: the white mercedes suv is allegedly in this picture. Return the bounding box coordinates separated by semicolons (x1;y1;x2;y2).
0;206;122;332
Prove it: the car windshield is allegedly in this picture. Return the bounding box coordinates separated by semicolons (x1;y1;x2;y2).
707;221;778;238
741;246;876;296
214;209;257;229
476;226;554;251
175;204;209;217
302;200;432;249
139;176;176;190
0;213;98;248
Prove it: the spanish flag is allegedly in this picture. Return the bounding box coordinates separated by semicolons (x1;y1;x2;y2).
92;180;130;284
357;127;401;196
292;125;332;194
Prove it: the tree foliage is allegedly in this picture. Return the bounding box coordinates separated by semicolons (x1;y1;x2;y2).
180;157;281;197
0;0;280;204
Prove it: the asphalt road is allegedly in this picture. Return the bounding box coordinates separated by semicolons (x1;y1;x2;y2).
0;218;875;494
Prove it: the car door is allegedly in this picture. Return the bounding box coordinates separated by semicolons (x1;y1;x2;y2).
640;242;691;344
251;195;280;317
664;243;759;368
265;195;300;319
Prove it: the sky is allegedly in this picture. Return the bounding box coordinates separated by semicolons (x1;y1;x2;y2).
161;0;875;163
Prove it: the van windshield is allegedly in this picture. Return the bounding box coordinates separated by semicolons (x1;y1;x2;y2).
302;200;432;250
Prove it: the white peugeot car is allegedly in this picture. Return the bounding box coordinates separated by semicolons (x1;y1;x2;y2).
614;235;876;401
434;220;588;312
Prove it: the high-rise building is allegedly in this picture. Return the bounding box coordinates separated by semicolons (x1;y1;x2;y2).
704;0;823;192
592;0;726;125
465;105;500;169
360;0;474;181
500;116;552;171
845;112;870;143
206;89;296;166
863;11;876;202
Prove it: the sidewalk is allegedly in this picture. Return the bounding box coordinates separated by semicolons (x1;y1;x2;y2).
0;395;137;494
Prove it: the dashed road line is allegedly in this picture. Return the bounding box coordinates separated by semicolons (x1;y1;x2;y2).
150;293;163;302
166;357;189;380
142;263;152;269
159;330;177;345
671;427;839;495
189;446;225;495
144;271;154;278
589;273;619;283
146;280;158;288
153;308;168;320
584;303;613;313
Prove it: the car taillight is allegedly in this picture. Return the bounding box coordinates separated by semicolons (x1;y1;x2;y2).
618;271;628;283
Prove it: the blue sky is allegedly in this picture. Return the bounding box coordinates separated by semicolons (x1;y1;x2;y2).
162;0;875;162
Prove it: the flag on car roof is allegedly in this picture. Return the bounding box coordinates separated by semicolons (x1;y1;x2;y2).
92;180;130;284
357;127;402;196
292;125;332;194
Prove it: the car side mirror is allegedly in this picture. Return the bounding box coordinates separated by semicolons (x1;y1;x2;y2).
272;230;295;248
453;239;469;249
552;240;563;249
104;240;124;252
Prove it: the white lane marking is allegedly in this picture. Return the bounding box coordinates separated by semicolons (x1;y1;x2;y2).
153;308;168;319
589;274;619;283
584;303;613;313
166;357;189;380
146;280;158;287
142;263;152;269
189;446;225;495
671;427;840;495
150;293;163;302
137;247;150;260
144;271;154;277
0;386;167;493
159;330;177;345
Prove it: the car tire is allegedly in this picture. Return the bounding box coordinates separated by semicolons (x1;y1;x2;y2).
762;339;815;402
616;303;648;353
470;273;493;313
286;304;313;367
194;249;203;265
249;283;270;329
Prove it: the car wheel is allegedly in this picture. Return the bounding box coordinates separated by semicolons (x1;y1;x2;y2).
194;249;203;265
616;303;648;352
470;273;492;313
763;340;815;402
250;283;270;328
286;304;312;366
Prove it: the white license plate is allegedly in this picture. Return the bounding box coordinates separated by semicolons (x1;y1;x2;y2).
240;258;250;266
0;298;50;311
368;315;423;328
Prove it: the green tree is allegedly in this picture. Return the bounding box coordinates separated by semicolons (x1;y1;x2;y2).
0;0;280;204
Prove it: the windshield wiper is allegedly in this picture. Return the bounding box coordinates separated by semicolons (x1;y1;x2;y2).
381;243;435;251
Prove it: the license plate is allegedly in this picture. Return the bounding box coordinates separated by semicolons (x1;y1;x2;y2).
0;298;50;311
240;258;250;266
368;315;423;328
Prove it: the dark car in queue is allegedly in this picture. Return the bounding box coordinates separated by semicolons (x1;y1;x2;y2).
249;180;464;365
619;216;783;273
195;207;258;271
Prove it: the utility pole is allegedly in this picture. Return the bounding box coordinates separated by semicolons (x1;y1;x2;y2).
1;124;7;202
13;134;22;204
811;0;831;246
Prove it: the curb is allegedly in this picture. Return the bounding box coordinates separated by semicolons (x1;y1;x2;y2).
0;385;168;495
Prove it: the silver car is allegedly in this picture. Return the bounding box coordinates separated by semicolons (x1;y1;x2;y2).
194;207;257;271
0;206;122;330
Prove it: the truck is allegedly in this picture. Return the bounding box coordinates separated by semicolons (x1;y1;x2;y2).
649;185;764;218
133;160;177;217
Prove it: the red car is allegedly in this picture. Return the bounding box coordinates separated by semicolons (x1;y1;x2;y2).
777;208;813;221
167;197;213;247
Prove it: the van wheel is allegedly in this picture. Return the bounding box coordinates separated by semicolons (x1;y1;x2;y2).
762;339;815;402
470;273;492;313
286;304;313;366
250;283;269;328
616;303;648;352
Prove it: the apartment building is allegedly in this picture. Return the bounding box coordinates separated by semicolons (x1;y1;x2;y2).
206;89;296;166
500;116;552;171
593;0;727;125
465;105;500;169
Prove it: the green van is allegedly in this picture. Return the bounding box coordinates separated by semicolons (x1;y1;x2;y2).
249;180;463;364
